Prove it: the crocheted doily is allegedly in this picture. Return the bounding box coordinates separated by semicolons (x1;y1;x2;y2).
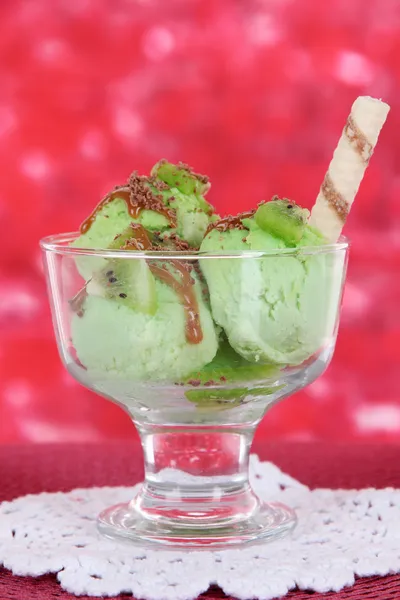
1;455;399;600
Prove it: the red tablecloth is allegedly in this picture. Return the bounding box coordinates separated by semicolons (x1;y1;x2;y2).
1;442;400;599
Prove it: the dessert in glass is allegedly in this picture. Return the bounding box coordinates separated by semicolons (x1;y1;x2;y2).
41;96;389;548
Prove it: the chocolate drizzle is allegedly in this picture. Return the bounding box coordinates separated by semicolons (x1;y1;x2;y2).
80;174;177;235
80;187;129;234
149;261;203;344
114;222;203;345
344;115;373;162
72;222;203;344
205;210;255;236
123;223;153;251
321;173;349;222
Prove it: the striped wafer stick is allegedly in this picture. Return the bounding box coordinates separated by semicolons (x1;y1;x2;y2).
309;96;390;242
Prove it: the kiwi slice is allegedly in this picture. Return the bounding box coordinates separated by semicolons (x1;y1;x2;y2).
108;223;159;251
87;224;157;314
255;197;310;245
185;386;279;411
182;339;284;410
90;259;157;314
184;339;279;385
151;160;210;197
109;226;140;250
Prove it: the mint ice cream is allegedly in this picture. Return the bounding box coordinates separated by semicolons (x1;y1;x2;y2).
70;165;220;381
72;160;217;254
71;276;219;381
69;161;338;386
200;199;342;365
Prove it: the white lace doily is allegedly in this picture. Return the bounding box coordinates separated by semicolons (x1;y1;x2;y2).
1;455;400;600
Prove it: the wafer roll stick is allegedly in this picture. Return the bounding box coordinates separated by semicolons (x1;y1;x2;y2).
309;96;390;242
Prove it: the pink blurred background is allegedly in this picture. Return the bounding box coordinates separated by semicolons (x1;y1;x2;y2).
1;0;399;444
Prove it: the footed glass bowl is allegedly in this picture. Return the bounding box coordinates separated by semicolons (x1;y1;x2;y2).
41;233;348;548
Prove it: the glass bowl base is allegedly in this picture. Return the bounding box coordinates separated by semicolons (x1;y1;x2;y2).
97;501;297;549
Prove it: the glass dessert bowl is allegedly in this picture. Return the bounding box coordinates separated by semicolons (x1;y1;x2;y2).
41;232;348;548
40;95;389;547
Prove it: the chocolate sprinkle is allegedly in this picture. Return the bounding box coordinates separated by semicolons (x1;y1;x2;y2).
205;210;255;236
177;161;210;185
188;379;201;387
149;176;170;191
155;158;210;188
79;172;177;234
166;233;191;252
123;222;154;251
128;172;177;226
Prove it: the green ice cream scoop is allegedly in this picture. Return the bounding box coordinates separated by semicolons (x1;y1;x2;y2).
72;272;219;382
200;198;344;365
70;165;221;382
72;161;217;255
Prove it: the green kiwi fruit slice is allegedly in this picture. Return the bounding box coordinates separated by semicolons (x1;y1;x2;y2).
183;339;284;410
88;224;157;314
151;159;210;197
184;339;279;385
185;386;280;411
89;259;157;314
255;197;309;245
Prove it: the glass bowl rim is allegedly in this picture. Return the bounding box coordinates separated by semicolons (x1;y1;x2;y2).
40;232;349;259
